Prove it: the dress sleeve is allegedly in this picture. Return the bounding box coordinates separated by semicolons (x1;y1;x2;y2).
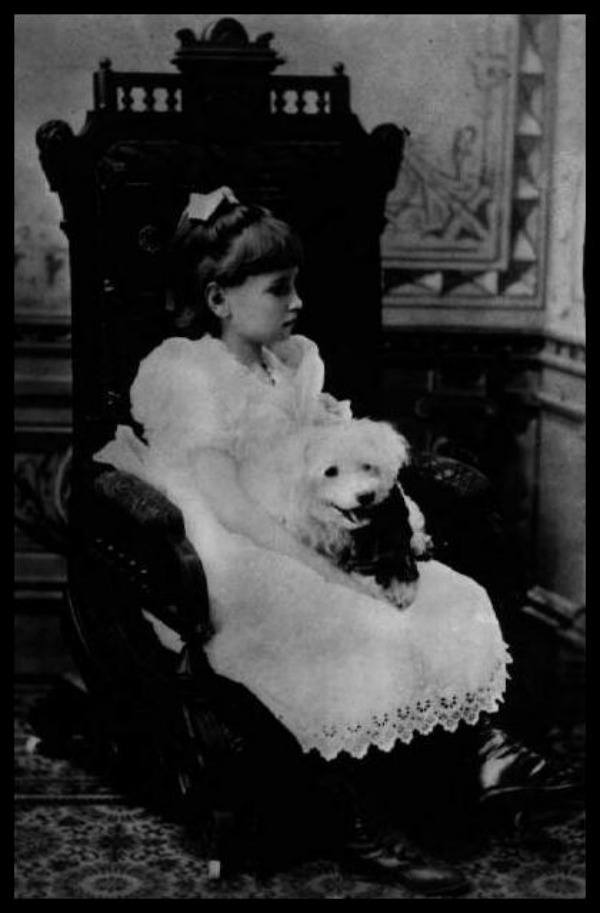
130;337;236;457
280;335;353;424
314;392;353;423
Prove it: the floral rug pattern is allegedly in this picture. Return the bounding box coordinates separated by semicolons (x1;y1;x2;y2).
14;680;586;900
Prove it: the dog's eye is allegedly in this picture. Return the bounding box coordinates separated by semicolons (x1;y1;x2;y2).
362;463;373;472
324;465;339;478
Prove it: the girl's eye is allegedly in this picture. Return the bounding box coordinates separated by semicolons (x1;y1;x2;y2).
269;282;291;297
324;466;339;478
363;463;373;472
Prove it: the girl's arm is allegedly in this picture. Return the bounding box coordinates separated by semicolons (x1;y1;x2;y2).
186;446;353;585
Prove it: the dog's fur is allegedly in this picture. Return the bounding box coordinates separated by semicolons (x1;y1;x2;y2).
240;419;432;608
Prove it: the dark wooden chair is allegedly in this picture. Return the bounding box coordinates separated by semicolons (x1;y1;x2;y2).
36;18;524;874
35;18;411;874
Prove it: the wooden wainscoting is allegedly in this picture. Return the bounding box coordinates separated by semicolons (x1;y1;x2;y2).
531;332;585;608
14;312;74;675
380;327;586;641
380;329;544;560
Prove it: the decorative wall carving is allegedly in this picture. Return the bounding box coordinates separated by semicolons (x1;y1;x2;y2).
15;224;70;316
383;22;518;271
382;14;557;327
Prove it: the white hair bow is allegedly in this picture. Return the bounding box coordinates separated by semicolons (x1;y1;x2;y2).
183;187;239;223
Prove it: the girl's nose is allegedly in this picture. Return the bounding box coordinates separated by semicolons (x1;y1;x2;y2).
290;290;303;311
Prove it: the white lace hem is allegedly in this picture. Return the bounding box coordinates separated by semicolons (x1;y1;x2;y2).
265;658;510;762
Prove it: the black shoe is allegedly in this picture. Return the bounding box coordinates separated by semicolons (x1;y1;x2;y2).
477;726;582;809
339;816;470;896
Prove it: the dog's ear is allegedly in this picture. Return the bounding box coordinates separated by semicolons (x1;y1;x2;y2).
371;421;411;474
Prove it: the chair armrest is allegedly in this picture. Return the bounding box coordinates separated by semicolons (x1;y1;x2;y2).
92;469;186;537
399;453;526;608
400;453;492;502
72;468;213;649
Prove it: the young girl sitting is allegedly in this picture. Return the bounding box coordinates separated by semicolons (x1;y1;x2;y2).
95;188;573;895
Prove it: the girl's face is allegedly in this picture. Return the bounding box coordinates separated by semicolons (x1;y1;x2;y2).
217;267;303;350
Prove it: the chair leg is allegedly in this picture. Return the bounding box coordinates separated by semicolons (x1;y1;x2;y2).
206;809;237;880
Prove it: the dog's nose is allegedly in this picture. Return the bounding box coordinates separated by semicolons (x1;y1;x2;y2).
357;491;376;507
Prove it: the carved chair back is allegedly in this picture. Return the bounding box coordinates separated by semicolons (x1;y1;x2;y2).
37;19;407;476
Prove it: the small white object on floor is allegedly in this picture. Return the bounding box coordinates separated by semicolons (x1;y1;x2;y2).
207;860;222;880
25;736;42;755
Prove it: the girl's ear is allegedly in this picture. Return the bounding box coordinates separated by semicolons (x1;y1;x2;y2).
205;281;230;318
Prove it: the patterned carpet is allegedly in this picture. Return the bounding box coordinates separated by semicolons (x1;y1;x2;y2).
15;678;586;900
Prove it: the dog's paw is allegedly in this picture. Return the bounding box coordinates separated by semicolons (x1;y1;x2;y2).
385;578;419;610
348;572;387;600
410;530;433;558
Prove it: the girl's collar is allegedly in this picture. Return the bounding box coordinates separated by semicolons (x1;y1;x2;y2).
204;334;283;384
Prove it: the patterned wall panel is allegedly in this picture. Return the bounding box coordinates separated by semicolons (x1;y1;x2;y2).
381;14;558;330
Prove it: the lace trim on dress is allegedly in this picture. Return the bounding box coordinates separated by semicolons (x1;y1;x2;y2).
267;657;510;761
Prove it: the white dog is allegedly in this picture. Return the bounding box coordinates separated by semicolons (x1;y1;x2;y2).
240;419;432;608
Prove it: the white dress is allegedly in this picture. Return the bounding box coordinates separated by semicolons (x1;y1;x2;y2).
95;333;511;761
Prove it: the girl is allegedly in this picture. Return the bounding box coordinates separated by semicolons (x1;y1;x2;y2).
96;188;573;894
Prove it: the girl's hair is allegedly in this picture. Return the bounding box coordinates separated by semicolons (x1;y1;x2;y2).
167;199;304;335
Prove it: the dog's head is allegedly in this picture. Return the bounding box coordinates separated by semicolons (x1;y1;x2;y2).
295;419;410;536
